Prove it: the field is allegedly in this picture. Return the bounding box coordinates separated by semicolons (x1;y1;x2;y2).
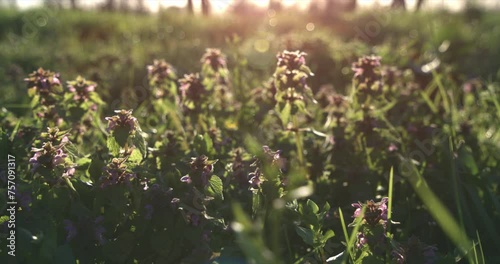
0;4;500;264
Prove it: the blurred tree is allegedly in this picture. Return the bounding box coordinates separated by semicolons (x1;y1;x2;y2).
44;0;63;8
201;0;211;16
345;0;357;12
415;0;424;11
391;0;406;9
103;0;115;11
269;0;283;12
69;0;77;9
119;0;130;12
136;0;145;12
187;0;194;14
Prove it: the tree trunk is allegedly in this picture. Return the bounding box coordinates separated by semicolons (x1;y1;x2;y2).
69;0;77;9
415;0;424;11
201;0;210;16
391;0;406;9
187;0;194;14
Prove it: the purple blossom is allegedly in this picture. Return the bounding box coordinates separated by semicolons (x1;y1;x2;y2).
104;109;138;133
147;59;176;85
201;48;227;72
100;158;136;188
67;76;97;103
351;197;388;226
352;55;383;91
276;50;307;70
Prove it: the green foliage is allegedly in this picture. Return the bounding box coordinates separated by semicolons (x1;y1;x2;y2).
1;6;500;264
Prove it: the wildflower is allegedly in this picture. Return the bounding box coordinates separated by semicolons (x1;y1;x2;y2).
200;48;227;72
30;142;68;173
100;158;136;188
40;127;69;146
180;155;217;187
67;76;97;103
25;68;62;102
276;50;307;70
248;168;262;189
262;145;286;172
104;109;138;134
147;59;177;86
179;73;207;109
351;197;388;226
352;55;383;92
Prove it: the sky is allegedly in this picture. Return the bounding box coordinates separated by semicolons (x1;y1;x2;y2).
13;0;500;13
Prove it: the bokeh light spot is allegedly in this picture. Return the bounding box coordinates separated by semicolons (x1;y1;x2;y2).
254;39;270;53
306;22;315;31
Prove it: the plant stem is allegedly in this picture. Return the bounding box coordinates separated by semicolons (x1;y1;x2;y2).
292;115;304;168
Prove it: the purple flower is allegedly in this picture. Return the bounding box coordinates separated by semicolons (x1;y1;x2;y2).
67;76;97;103
24;68;62;97
179;73;207;107
147;59;176;85
351;197;388;226
200;48;227;72
104;109;138;134
100;158;136;188
63;220;78;242
276;50;307;70
53;149;68;166
352;55;383;92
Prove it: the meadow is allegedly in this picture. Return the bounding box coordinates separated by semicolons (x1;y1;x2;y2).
0;4;499;263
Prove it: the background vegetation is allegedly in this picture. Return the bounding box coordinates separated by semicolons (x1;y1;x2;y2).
0;1;499;263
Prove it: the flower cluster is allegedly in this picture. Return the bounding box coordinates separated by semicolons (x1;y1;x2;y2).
66;76;97;104
105;109;138;134
352;55;383;93
99;158;137;188
179;73;207;110
352;197;388;226
25;68;64;123
180;155;217;188
248;145;286;189
147;59;177;86
351;197;388;251
29;127;73;179
273;50;314;105
200;48;227;74
25;67;63;105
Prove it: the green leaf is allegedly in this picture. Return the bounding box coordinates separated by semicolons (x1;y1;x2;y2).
295;226;315;246
132;132;147;158
107;136;120;156
307;199;319;214
113;126;130;147
128;148;143;165
278;101;291;127
203;132;215;155
322;229;335;243
206;175;224;200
